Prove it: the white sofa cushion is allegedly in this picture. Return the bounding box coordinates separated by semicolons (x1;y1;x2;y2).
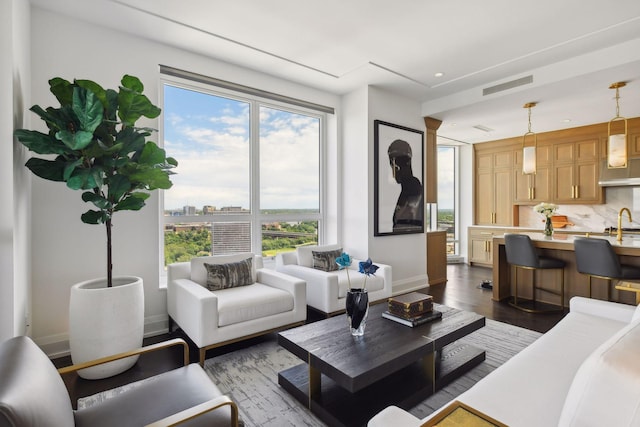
454;311;630;427
216;283;294;327
190;253;257;287
632;303;640;323
558;319;640;427
297;244;342;268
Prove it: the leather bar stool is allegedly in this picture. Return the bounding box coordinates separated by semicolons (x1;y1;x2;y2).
504;233;566;313
573;237;640;301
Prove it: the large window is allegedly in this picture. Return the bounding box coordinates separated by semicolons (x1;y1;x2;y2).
434;146;459;257
161;78;324;267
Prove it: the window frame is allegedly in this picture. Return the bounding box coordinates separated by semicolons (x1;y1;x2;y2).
158;74;327;282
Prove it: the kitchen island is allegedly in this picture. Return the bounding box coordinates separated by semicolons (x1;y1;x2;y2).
492;233;640;306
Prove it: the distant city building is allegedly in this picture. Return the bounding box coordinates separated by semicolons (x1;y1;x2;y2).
212;222;251;255
183;205;196;215
220;206;246;212
203;205;216;215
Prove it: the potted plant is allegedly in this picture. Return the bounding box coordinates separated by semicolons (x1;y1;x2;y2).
15;75;177;378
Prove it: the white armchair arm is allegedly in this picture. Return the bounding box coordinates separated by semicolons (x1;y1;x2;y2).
169;278;219;348
257;269;307;312
367;405;421;427
569;296;635;323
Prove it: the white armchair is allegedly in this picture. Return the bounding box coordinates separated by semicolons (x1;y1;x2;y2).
275;244;392;316
167;253;306;365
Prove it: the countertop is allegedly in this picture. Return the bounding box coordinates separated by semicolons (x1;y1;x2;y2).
493;232;640;250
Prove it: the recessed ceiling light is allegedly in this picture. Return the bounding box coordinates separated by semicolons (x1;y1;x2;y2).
434;72;444;78
562;119;572;123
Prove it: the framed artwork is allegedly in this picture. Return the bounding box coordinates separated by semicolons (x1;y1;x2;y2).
374;120;425;236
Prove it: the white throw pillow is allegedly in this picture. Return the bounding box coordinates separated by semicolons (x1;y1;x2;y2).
296;244;342;268
558;320;640;426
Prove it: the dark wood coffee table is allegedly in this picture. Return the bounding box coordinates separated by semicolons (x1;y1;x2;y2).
278;302;486;427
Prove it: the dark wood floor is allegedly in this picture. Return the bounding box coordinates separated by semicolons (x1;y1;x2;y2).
53;263;567;408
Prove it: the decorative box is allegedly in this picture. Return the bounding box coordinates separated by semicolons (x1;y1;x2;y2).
388;292;433;318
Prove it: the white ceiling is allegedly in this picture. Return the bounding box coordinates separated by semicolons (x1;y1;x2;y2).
31;0;640;144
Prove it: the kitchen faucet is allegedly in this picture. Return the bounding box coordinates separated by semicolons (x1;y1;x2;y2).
618;207;633;242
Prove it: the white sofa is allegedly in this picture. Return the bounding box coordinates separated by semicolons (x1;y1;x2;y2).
275;244;392;316
167;253;306;365
369;297;640;427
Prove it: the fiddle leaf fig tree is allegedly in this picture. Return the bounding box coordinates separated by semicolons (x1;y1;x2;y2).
15;75;177;287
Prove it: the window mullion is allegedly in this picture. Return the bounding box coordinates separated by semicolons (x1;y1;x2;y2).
251;101;261;254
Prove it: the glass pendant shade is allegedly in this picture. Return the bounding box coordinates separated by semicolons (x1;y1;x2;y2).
608;133;627;168
522;146;537;174
521;102;537;175
607;82;628;169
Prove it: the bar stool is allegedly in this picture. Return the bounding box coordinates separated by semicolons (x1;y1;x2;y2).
573;237;640;301
504;233;566;313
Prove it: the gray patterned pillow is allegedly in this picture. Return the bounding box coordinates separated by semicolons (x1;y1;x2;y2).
312;248;342;272
204;257;255;291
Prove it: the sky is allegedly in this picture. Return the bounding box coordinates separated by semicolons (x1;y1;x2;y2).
163;84;320;212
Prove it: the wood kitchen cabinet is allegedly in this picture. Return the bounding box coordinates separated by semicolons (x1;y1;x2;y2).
552;139;603;204
514;144;551;203
427;230;447;285
468;227;499;266
475;150;514;225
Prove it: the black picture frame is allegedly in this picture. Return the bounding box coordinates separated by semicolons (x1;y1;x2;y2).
374;120;425;236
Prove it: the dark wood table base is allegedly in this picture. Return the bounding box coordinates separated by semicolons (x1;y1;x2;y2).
278;316;486;427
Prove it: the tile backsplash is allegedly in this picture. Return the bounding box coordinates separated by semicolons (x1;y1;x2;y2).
519;187;640;231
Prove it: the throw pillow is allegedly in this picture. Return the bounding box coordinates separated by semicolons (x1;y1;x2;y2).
204;257;254;291
312;248;342;272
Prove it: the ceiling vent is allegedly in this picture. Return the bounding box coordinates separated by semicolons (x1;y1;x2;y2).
473;125;494;133
483;75;534;96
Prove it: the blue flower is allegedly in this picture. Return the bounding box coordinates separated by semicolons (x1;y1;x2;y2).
358;258;379;276
336;252;353;288
335;252;352;269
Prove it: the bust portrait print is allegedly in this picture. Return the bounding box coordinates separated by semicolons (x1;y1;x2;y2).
374;120;424;236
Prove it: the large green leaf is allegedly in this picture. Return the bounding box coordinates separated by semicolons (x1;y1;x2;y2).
116;127;145;154
14;129;72;155
121;75;144;93
129;167;173;190
29;105;66;132
67;167;100;190
107;174;132;203
49;77;73;106
117;86;161;126
139;141;167;165
75;79;107;108
63;159;82;181
81;209;108;225
114;192;149;211
82;191;111;210
56;129;94;150
72;87;104;133
25;157;66;182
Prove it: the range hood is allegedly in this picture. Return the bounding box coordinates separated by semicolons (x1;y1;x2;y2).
598;158;640;187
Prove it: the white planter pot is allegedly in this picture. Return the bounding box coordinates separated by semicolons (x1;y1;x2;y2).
69;276;144;379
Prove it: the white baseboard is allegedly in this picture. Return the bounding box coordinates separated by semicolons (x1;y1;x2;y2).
36;315;171;359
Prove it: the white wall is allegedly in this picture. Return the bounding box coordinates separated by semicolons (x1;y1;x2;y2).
0;0;31;343
29;7;341;356
367;86;427;290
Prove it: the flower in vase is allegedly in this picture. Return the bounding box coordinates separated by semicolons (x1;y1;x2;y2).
534;202;558;218
336;252;353;288
358;258;379;290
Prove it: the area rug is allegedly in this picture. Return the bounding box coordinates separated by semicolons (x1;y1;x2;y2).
203;318;541;426
78;319;541;426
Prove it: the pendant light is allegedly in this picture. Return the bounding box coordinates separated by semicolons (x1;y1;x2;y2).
522;102;537;175
607;82;628;169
